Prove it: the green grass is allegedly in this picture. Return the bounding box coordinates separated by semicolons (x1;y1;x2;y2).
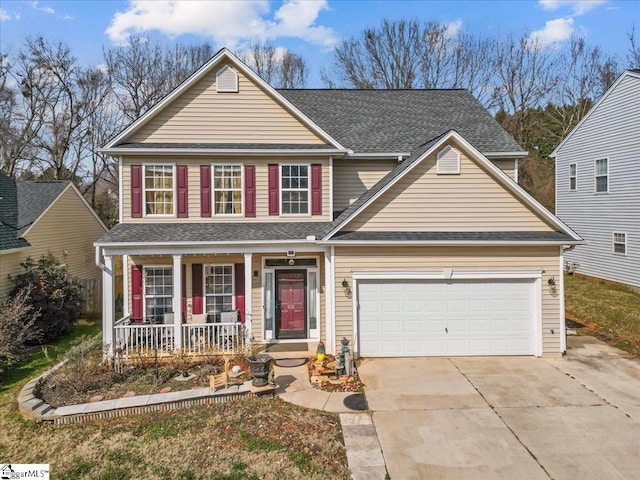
0;319;100;393
565;274;640;356
0;320;350;479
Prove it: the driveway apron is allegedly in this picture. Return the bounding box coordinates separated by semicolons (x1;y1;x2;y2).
358;338;640;480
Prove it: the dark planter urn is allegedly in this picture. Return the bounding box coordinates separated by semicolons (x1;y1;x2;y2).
247;354;273;387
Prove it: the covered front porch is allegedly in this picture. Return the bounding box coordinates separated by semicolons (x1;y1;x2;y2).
99;246;334;361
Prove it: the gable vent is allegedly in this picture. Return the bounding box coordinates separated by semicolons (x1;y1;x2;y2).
216;65;238;93
437;145;461;174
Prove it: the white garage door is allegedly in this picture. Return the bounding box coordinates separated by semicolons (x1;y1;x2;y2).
358;279;535;356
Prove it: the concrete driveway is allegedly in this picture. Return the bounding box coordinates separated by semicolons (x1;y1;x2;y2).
358;336;640;480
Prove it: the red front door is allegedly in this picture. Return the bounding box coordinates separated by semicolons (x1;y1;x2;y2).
276;270;306;339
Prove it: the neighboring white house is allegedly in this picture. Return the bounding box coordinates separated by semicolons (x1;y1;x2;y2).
552;69;640;288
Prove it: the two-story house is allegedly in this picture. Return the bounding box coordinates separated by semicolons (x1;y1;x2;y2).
553;70;640;289
96;48;581;360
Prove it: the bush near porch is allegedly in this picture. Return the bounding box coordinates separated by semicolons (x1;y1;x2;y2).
0;321;350;479
565;273;640;356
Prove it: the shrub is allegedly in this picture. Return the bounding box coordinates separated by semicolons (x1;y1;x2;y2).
0;288;43;373
10;254;85;343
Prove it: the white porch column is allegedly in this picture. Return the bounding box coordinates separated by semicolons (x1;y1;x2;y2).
122;254;129;317
172;254;182;352
244;253;253;344
102;254;114;359
325;248;335;354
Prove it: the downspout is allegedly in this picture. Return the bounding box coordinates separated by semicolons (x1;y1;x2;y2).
563;245;576;253
95;245;105;270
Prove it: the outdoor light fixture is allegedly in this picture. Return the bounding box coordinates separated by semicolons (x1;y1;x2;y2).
548;277;556;286
341;279;352;297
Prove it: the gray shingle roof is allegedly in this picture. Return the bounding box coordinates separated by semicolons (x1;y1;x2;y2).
97;222;335;244
278;89;524;154
0;174;69;251
330;231;574;243
16;181;70;235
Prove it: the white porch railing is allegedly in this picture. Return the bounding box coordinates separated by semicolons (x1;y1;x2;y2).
182;323;245;355
112;319;245;360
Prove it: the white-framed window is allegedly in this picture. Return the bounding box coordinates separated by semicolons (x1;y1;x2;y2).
613;232;627;255
569;163;577;191
594;158;608;193
144;164;174;215
204;265;234;316
281;164;309;215
213;165;243;215
144;266;173;322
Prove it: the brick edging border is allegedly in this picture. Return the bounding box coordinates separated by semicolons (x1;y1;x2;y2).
18;363;273;425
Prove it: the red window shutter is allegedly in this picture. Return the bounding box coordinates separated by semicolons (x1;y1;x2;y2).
177;165;188;218
181;264;187;322
192;263;203;315
244;165;256;217
200;166;211;217
131;264;143;322
268;164;279;215
131;165;142;218
311;164;322;215
234;263;245;323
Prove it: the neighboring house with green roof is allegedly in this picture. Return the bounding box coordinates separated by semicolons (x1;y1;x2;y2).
96;48;582;362
0;172;107;297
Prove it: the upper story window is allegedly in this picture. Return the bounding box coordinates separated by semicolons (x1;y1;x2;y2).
281;164;309;215
569;163;577;191
613;232;627;255
144;164;174;215
213;165;242;215
594;158;608;193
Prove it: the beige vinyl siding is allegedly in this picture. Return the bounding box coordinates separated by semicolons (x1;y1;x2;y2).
129;62;324;144
344;146;554;232
490;158;517;181
122;156;331;222
333;246;562;355
0;250;31;297
0;187;105;298
333;159;397;212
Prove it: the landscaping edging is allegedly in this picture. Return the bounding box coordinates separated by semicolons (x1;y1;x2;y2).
18;362;268;425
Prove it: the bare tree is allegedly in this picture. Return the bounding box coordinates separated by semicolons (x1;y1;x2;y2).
627;24;640;69
242;41;308;88
492;33;560;144
330;19;422;89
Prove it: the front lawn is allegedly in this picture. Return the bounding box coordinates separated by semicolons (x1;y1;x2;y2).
0;321;350;479
564;274;640;356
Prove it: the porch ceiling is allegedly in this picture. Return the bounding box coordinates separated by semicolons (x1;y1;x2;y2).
96;222;334;246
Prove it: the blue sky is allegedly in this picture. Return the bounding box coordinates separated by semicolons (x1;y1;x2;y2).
1;0;638;86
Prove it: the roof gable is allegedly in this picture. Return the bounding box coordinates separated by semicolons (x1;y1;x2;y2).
105;49;343;149
326;130;581;241
551;70;640;157
16;181;70;234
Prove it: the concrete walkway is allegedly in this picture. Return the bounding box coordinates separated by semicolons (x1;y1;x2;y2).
273;362;387;479
358;336;640;480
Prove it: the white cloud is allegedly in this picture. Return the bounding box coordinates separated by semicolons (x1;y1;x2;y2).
105;0;337;48
0;8;10;21
444;19;463;39
530;17;574;46
31;1;55;14
62;14;74;21
537;0;606;15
